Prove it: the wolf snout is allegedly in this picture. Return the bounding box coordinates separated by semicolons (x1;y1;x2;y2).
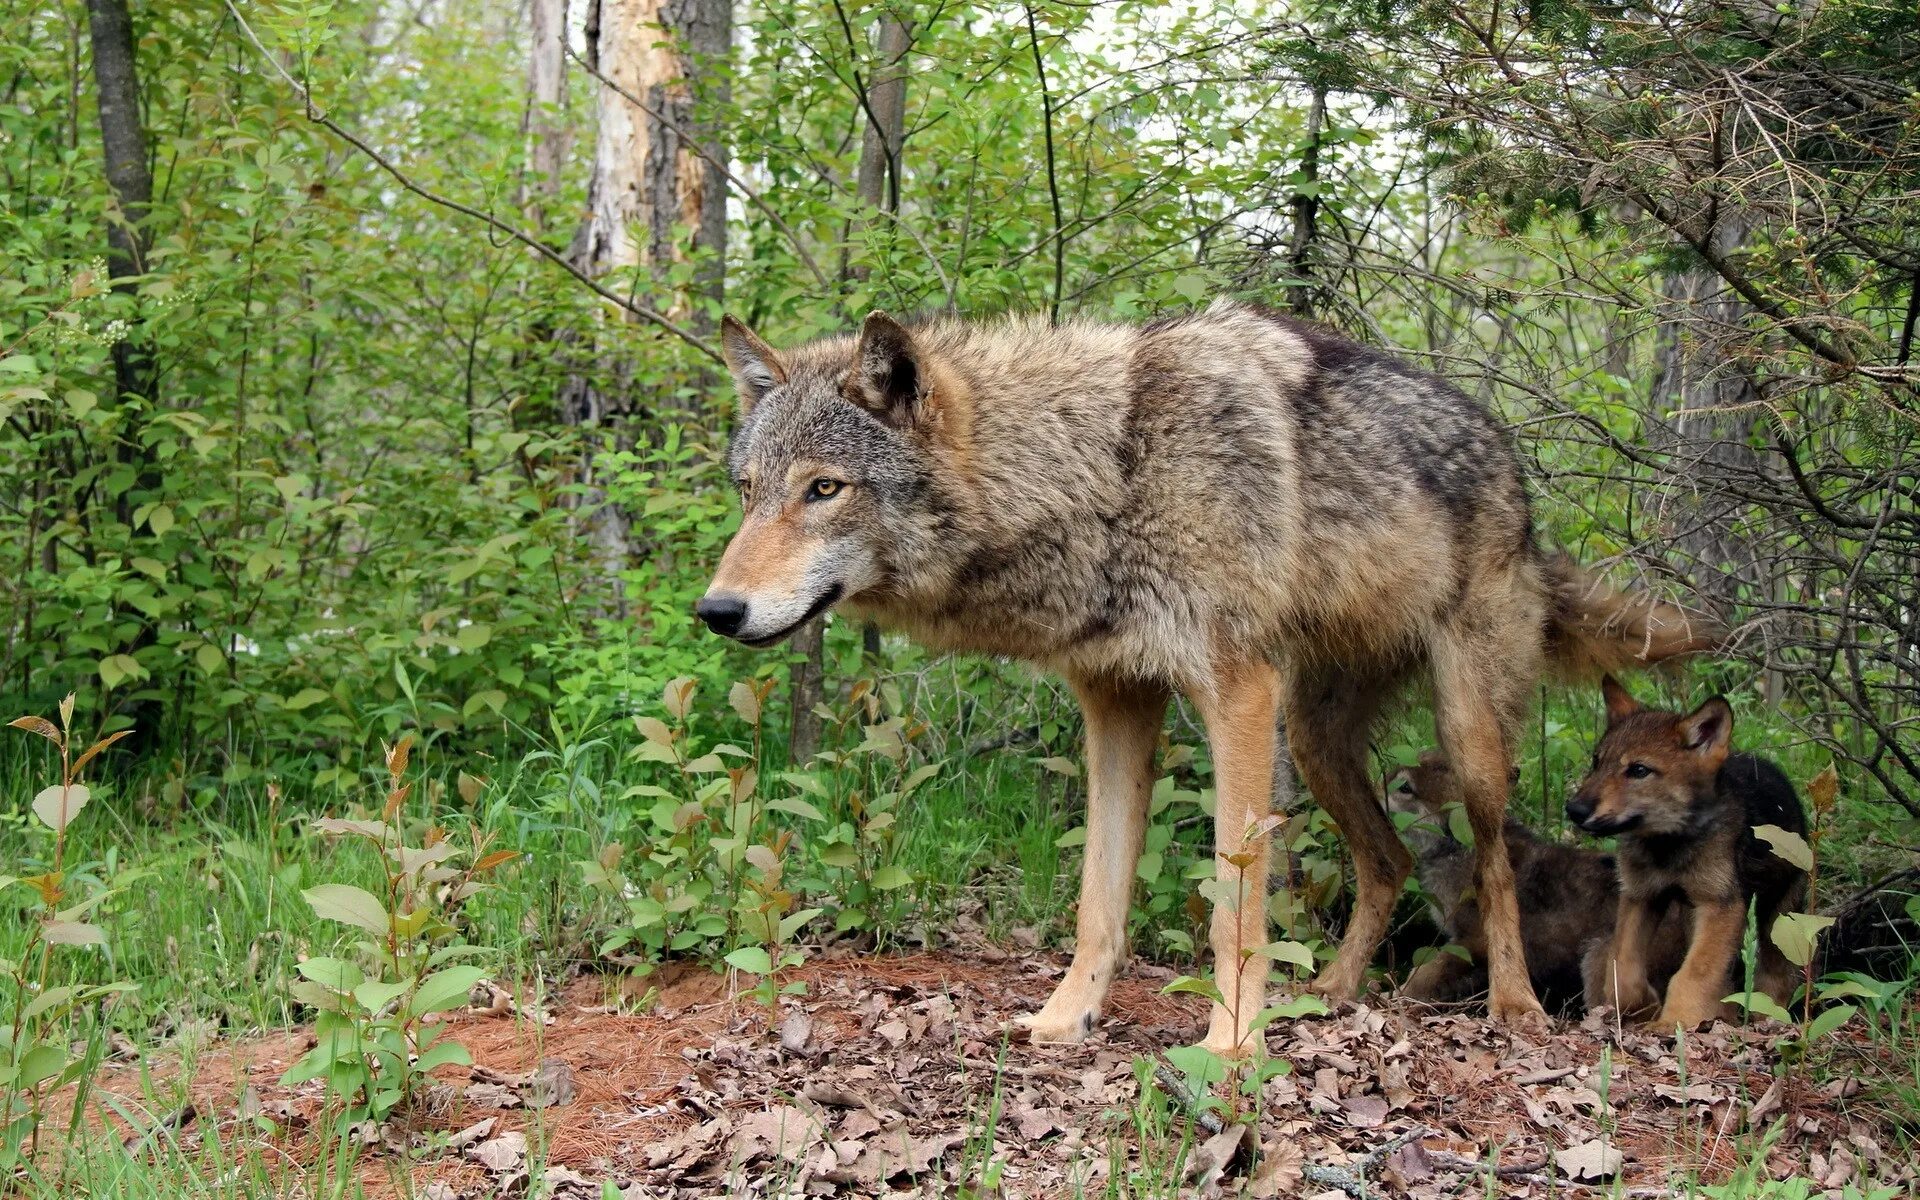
695;594;749;637
1564;796;1597;827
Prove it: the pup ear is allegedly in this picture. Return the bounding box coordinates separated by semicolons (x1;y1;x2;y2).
1678;696;1733;757
720;315;787;417
846;310;924;427
1600;674;1640;723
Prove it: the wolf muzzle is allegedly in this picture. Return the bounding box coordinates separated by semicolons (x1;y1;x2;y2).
695;584;843;647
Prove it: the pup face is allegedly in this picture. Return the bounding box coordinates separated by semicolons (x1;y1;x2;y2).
1384;750;1458;826
1565;675;1732;837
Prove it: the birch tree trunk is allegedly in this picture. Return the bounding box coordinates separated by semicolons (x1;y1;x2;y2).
522;0;569;224
566;0;732;612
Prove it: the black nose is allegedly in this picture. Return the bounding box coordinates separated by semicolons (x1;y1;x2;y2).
1565;798;1595;827
696;594;748;637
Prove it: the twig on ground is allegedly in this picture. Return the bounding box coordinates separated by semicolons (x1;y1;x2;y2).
1297;1125;1430;1199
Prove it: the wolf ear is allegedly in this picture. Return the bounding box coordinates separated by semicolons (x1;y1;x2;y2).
1677;696;1733;757
720;315;787;417
847;311;925;428
1600;674;1640;723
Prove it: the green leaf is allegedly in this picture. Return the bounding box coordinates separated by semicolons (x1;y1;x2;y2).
1254;940;1316;970
1055;826;1087;849
1161;975;1225;1004
283;688;330;711
779;907;825;941
302;884;389;935
145;505;175;536
1804;1004;1855;1042
98;654;144;688
1263;993;1331;1020
354;979;410;1013
765;796;824;821
870;865;912;891
414;1039;473;1073
1163;1042;1228;1089
32;783;90;832
1724;990;1794;1023
725;946;774;975
18;1043;66;1089
1753;825;1813;871
410;966;486;1016
42;921;104;946
20;986;80;1023
1769;911;1834;968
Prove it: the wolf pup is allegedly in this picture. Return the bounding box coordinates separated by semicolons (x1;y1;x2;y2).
1568;677;1809;1030
698;302;1710;1052
1387;751;1682;1014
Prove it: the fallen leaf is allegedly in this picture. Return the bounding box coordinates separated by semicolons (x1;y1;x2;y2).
466;1131;527;1173
780;1008;813;1056
1340;1094;1390;1128
730;1105;825;1164
523;1057;576;1108
1249;1139;1305;1197
463;1081;521;1109
1185;1123;1251;1188
1554;1138;1623;1182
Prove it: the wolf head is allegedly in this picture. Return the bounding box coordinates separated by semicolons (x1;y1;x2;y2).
1565;675;1732;836
1383;750;1518;856
696;311;960;646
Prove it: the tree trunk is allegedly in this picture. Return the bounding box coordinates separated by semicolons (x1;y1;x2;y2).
86;0;163;741
1285;85;1327;317
854;16;910;216
1646;218;1770;627
522;0;569;225
838;13;912;696
566;0;732;613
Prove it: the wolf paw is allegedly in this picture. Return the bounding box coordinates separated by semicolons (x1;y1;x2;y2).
1015;1006;1098;1045
1489;992;1550;1034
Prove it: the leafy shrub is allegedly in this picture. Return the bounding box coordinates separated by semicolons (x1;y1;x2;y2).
2;697;138;1171
282;736;517;1130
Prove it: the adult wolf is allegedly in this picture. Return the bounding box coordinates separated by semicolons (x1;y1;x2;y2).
697;300;1708;1052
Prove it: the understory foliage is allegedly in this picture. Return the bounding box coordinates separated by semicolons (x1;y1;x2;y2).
1;0;1916;1087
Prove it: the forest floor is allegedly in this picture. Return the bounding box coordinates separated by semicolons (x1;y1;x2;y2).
79;950;1917;1199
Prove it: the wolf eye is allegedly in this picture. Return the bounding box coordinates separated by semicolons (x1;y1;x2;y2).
1624;762;1655;779
1395;780;1414;795
806;478;845;501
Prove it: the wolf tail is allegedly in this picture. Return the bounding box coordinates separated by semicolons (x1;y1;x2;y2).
1540;553;1722;678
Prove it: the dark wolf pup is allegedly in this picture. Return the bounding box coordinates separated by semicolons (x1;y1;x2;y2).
1386;751;1684;1014
698;301;1709;1052
1568;677;1809;1031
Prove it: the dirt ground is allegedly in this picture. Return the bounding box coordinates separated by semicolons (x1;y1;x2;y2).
97;951;1914;1198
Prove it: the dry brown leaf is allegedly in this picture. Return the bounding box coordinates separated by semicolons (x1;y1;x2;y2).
465;1130;527;1173
1554;1138;1623;1182
1340;1094;1390;1128
780;1008;813;1056
523;1057;577;1108
1249;1139;1305;1198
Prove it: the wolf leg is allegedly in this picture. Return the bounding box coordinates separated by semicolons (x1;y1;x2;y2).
1191;658;1283;1057
1283;670;1408;1003
1431;625;1548;1027
1653;899;1745;1031
1401;952;1486;1004
1587;897;1662;1018
1020;673;1168;1044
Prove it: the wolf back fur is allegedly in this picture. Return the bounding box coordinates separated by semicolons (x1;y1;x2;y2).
702;300;1713;1049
